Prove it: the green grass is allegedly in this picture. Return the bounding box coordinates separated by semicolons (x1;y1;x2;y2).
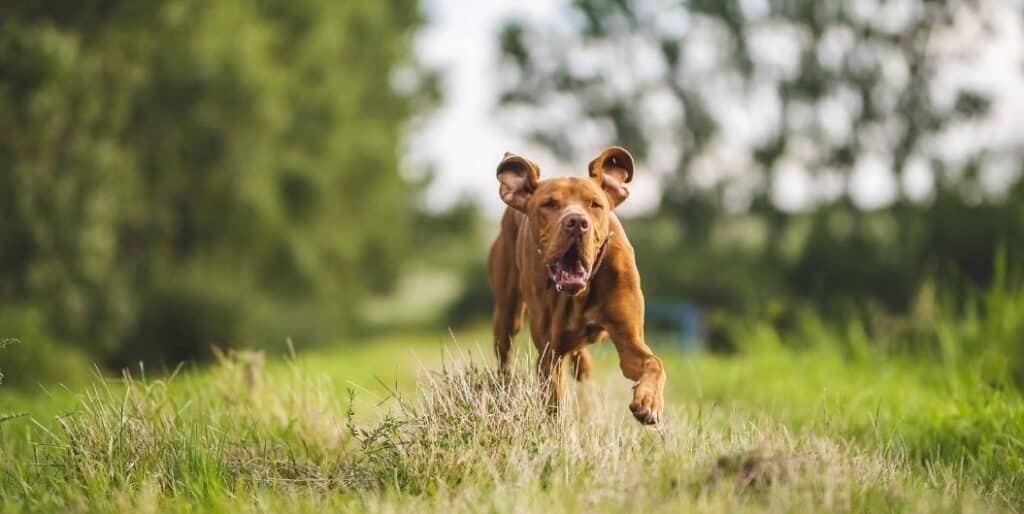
2;326;1021;513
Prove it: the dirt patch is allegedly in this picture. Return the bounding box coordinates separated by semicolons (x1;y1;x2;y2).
706;446;803;490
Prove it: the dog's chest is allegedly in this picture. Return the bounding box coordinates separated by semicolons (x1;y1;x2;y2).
550;292;606;347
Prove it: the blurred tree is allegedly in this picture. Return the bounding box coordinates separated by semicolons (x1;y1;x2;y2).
0;0;436;365
496;0;1024;323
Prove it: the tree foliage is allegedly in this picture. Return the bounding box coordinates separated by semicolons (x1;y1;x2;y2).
0;0;430;364
497;0;1024;324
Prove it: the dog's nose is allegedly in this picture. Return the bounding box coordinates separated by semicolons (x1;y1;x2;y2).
562;213;589;233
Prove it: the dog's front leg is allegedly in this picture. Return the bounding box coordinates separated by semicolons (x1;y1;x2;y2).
607;316;665;425
536;344;565;416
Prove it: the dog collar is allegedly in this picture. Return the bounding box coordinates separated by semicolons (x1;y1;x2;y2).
589;231;614;280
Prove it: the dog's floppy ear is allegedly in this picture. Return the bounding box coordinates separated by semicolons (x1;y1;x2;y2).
588;146;634;207
496;152;540;212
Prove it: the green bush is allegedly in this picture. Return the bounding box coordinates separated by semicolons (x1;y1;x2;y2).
0;0;431;365
0;309;92;389
732;255;1024;390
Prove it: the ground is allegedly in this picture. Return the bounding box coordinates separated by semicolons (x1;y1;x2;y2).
1;328;1021;513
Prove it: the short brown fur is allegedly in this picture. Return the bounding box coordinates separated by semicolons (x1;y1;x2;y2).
488;147;666;424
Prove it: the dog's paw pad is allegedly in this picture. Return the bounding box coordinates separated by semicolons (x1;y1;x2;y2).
629;402;660;425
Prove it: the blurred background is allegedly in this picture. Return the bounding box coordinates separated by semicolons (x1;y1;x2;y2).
2;0;1024;386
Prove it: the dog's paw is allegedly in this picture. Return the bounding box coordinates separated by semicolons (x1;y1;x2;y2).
629;384;662;425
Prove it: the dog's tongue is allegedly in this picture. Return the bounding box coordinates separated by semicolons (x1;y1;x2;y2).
547;242;590;293
559;261;586;281
553;259;588;292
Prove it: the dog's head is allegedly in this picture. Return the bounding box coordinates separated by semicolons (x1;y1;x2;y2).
496;146;635;295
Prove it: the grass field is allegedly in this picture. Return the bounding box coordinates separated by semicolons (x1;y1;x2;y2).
2;327;1022;513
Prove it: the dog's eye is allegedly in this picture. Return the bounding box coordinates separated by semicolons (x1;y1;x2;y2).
541;199;558;209
590;200;603;209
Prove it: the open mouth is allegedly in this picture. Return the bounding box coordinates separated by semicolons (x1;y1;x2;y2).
546;241;590;293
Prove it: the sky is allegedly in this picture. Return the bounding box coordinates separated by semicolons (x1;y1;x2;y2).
408;0;585;216
409;0;1024;217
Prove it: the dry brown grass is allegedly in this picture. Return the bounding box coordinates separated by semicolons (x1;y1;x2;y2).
1;346;999;513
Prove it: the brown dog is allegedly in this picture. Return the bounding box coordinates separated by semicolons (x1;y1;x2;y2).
488;146;665;424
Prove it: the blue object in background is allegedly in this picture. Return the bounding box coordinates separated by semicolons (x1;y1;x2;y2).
645;300;706;353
